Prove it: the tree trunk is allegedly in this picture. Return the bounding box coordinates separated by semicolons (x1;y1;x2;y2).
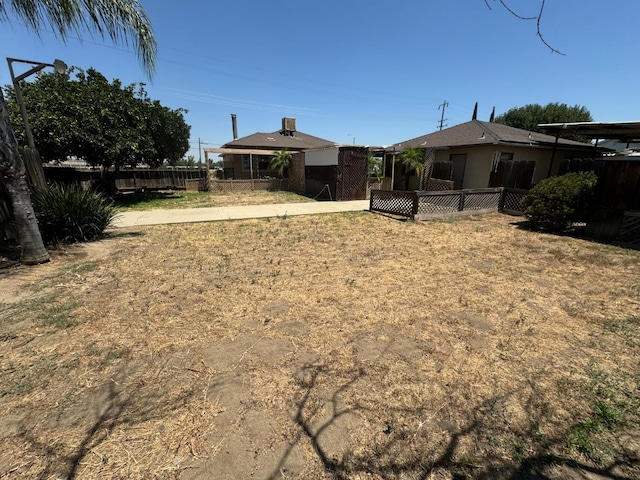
0;90;49;265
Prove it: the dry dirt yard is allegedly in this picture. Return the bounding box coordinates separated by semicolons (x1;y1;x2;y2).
0;212;639;479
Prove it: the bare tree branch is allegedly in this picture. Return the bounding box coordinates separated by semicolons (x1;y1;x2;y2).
536;0;566;55
485;0;565;55
498;0;536;20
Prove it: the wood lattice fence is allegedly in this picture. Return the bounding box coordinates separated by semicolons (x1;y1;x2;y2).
369;187;527;220
615;211;640;247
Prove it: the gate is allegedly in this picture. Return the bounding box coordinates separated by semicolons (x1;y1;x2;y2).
337;147;368;201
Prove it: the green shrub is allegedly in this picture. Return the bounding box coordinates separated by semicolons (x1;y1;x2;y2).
521;172;598;232
31;183;118;244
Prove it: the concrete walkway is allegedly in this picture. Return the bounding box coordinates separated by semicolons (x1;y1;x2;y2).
113;200;371;228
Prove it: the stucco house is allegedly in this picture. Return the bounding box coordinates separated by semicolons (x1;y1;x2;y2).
386;120;600;190
215;117;336;180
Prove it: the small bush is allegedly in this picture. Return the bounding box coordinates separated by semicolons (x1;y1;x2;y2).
32;183;118;244
522;172;598;232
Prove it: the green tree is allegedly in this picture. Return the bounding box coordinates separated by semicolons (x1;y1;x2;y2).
368;154;382;180
6;68;190;171
0;0;156;264
143;100;190;167
494;103;593;141
398;148;425;190
269;149;292;178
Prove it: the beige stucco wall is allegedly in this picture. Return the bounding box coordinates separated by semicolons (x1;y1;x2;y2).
392;144;595;190
305;147;339;166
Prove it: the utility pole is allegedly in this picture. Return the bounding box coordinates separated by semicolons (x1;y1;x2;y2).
438;100;448;131
198;137;202;168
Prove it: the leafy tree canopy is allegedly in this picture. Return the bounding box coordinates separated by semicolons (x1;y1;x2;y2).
5;67;190;169
494;103;593;141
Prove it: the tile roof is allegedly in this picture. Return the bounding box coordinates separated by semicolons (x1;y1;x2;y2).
389;120;594;150
223;130;336;151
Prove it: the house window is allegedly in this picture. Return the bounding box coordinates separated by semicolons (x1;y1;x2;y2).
242;155;251;172
257;155;271;171
500;152;514;161
242;154;272;173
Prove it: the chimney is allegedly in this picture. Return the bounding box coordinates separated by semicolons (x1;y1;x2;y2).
282;117;296;136
231;113;238;139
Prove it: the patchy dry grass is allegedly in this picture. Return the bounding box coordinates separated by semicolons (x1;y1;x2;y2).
0;213;639;479
114;190;313;211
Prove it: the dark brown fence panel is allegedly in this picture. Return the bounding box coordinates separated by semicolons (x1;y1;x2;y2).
490;160;535;189
415;188;502;219
371;188;520;220
210;179;287;192
44;166;205;191
616;211;640;246
464;190;502;210
337;147;368;201
43;165;101;185
499;188;529;216
417;192;460;215
431;161;453;181
18;147;46;189
369;190;416;218
427;178;454;191
305;166;337;200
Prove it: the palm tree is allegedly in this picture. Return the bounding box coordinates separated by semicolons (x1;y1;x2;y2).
0;0;156;264
269;149;292;179
399;148;425;190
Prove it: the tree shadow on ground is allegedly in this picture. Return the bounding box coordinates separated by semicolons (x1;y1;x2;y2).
270;363;639;480
113;190;183;209
509;217;639;251
10;360;199;479
0;239;20;269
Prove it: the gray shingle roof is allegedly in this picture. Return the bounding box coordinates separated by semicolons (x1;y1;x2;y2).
223;130;335;151
390;120;594;150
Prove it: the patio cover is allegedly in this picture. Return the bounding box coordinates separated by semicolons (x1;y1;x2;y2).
203;148;279;156
538;121;640;142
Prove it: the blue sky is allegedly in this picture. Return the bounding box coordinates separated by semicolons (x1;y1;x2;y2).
1;0;639;160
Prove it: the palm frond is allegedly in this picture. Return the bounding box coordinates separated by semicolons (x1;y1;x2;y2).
0;0;156;77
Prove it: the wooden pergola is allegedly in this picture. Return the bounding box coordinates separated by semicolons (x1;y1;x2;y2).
203;148;279;182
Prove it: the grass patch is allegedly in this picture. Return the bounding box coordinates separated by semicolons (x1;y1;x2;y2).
38;301;79;328
0;213;639;478
114;190;313;211
1;292;79;330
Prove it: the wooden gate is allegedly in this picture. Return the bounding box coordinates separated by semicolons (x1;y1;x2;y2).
337;147;368;201
489;160;535;189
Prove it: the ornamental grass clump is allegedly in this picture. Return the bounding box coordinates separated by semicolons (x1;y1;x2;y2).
521;171;598;232
32;183;117;244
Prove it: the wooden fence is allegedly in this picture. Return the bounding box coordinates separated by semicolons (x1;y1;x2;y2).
210;179;289;192
19;147;47;189
369;187;527;220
